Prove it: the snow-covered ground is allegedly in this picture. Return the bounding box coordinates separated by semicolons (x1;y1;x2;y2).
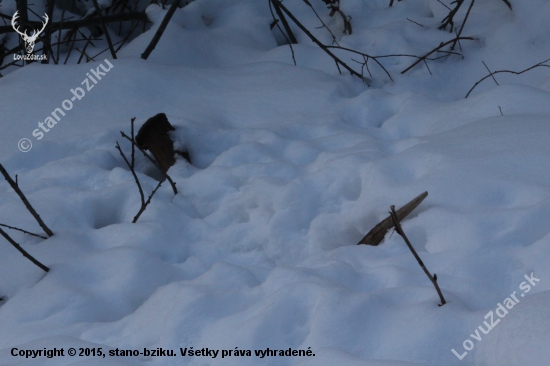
1;0;550;365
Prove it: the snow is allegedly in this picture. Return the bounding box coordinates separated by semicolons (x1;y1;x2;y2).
1;0;550;365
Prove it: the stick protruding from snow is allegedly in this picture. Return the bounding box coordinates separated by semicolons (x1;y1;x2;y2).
389;205;446;306
141;0;184;60
0;164;54;237
116;117;175;223
0;226;49;272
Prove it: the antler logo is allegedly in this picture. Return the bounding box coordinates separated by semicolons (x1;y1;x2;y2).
12;11;49;54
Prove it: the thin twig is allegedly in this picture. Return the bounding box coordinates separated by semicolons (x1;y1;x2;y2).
439;0;464;32
436;0;452;11
274;0;371;85
92;0;118;59
130;117;136;169
465;58;550;97
56;8;66;65
0;223;48;239
120;132;178;194
132;181;162;223
141;0;183;60
326;45;393;81
0;164;54;237
303;0;339;46
41;0;57;64
116;141;145;204
270;0;297;44
406;18;424;27
268;0;296;65
115;17;142;52
390;205;446;306
116;141;164;223
63;30;77;65
77;31;97;64
451;0;474;50
117;118;167;223
482;60;499;85
401;36;475;74
423;59;432;75
0;227;49;272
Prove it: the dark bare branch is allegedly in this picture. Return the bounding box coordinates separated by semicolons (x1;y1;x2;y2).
120;132;178;194
390;205;446;306
0;223;48;239
41;0;56;63
270;0;297;44
451;0;475;50
268;0;296;65
141;0;183;60
439;0;464;32
401;36;475;74
0;164;54;237
273;0;371;85
0;226;49;272
116;141;145;205
92;0;118;59
132;181;162;223
466;58;550;97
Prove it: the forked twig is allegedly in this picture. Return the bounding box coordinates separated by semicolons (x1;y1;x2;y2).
0;164;54;237
116;118;170;222
439;0;465;32
132;181;162;223
120;132;178;194
0;227;49;272
273;0;371;85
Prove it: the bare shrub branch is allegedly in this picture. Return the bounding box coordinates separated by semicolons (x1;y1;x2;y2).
0;164;54;237
120;132;178;194
439;0;465;32
0;227;49;272
273;0;371;85
465;58;550;97
116;118;168;223
401;36;475;74
141;0;183;60
268;0;296;65
92;0;117;59
269;0;297;44
0;223;47;239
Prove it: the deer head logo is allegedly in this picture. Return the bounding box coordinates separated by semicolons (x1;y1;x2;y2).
12;11;49;54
